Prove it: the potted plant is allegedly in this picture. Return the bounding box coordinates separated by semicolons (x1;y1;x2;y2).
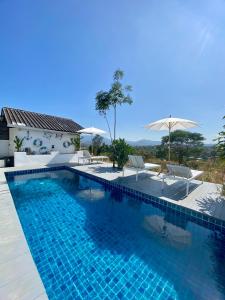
13;136;24;152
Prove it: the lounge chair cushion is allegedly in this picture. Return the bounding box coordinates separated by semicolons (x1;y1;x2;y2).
128;155;160;170
166;164;203;181
190;169;203;180
144;163;160;170
167;164;192;179
83;150;92;158
135;156;145;169
128;155;139;168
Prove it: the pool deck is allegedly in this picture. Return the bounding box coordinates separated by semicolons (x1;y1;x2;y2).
72;163;225;222
0;165;49;300
0;162;224;300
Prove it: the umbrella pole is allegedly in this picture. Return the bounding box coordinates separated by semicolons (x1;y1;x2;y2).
168;126;171;161
92;134;94;155
168;115;171;162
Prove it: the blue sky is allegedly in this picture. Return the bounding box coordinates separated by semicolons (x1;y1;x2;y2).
0;0;224;143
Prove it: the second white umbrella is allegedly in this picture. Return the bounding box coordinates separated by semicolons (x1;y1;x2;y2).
145;116;198;160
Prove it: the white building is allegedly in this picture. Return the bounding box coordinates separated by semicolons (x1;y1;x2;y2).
0;107;83;167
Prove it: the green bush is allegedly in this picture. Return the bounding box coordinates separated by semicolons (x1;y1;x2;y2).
215;116;225;159
110;138;133;169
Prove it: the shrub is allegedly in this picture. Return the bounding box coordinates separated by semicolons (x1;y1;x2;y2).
70;135;81;152
216;116;225;159
110;138;133;169
88;135;103;155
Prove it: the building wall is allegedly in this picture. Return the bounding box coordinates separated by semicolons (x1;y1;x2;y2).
0;118;9;157
14;151;84;167
0;118;9;140
9;127;78;156
0;140;9;157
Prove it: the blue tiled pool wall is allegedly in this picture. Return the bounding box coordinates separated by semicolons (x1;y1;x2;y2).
5;166;225;234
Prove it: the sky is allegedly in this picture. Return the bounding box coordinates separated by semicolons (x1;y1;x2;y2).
0;0;224;143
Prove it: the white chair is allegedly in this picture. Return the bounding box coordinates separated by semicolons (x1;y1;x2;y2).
78;150;108;165
123;155;160;181
161;164;203;196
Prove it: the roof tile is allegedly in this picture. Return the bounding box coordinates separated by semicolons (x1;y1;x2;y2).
2;107;83;133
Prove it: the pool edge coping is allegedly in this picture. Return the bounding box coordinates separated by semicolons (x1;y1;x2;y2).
0;165;49;300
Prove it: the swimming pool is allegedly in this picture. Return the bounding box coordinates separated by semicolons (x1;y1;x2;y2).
7;168;225;300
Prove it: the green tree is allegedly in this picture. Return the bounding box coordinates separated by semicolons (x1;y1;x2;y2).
155;145;167;160
99;143;111;155
216;116;225;159
95;91;113;142
95;69;133;142
95;69;133;167
88;135;103;155
70;135;82;152
215;116;225;196
161;130;205;163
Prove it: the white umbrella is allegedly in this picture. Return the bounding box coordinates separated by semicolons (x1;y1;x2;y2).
77;127;106;154
145;116;198;160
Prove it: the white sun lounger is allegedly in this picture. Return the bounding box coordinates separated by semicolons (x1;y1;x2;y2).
123;155;160;181
161;164;203;196
78;150;108;165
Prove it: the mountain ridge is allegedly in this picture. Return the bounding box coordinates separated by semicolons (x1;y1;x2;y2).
81;136;160;146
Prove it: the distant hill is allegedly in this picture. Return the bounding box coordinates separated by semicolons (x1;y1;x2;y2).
81;135;214;147
81;135;110;145
81;136;160;147
126;139;160;146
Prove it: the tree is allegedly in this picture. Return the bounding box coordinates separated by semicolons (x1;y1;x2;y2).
88;135;103;155
161;130;205;163
95;69;133;142
95;91;113;142
216;116;225;159
70;135;82;152
155;145;167;160
95;69;133;167
215;116;225;196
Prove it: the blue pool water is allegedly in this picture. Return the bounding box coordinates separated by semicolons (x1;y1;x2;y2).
7;169;225;300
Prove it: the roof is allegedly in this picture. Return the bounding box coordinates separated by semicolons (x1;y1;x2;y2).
1;107;83;133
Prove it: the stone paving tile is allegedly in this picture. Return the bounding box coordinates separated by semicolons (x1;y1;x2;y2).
34;293;49;300
0;272;48;300
0;253;39;287
0;237;29;265
0;167;48;300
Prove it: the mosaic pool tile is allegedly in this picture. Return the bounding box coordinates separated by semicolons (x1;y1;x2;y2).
6;168;225;300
